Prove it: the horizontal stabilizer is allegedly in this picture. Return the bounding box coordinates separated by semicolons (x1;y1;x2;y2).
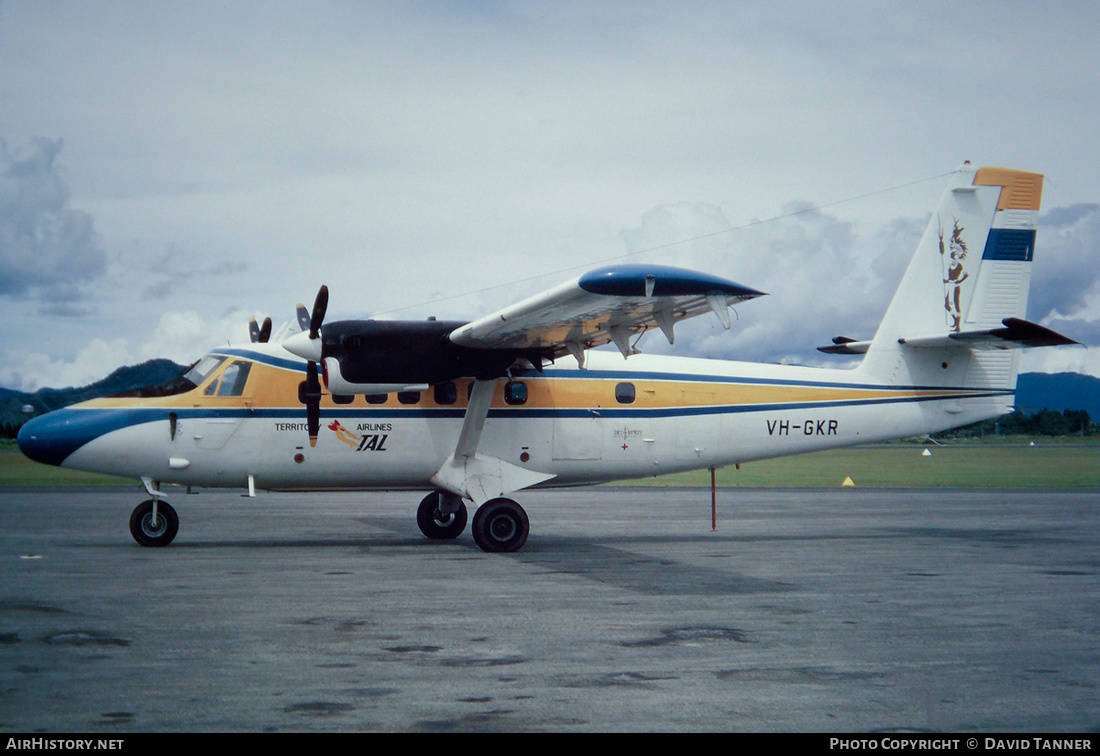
818;336;871;355
898;318;1079;350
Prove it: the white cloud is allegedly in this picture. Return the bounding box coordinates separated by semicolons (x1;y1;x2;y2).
0;337;130;392
0;308;269;392
136;308;260;365
0;137;107;304
618;198;922;366
1030;205;1100;325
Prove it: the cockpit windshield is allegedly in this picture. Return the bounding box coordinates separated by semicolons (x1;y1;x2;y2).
110;355;223;398
184;356;227;387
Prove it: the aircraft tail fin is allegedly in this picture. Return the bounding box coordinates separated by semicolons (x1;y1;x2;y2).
857;164;1073;406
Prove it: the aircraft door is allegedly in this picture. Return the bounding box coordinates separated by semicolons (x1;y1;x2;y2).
552;413;604;460
192;361;251;450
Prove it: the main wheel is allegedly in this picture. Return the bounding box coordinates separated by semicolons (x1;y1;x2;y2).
471;498;529;553
129;499;179;547
416;491;468;540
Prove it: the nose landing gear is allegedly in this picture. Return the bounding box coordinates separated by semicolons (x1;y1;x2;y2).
129;499;179;547
416;490;468;540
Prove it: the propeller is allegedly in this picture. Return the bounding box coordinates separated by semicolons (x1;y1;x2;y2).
304;360;322;447
285;286;329;447
309;285;328;340
248;316;273;343
295;303;310;332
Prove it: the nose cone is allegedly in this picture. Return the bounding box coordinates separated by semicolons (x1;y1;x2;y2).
17;409;99;467
18;412;70;467
282;330;322;362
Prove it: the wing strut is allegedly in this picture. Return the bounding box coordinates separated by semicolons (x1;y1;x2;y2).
430;379;555;505
454;379;496;459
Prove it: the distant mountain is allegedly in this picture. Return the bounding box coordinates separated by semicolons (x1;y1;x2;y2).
1016;372;1100;419
1;359;187;431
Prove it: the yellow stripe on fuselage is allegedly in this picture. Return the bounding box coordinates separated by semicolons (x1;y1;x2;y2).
75;351;991;415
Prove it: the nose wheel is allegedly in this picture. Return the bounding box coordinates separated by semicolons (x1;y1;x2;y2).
129;499;179;547
416;491;468;540
471;498;529;553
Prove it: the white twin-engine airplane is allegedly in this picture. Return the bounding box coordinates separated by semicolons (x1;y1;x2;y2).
17;164;1078;552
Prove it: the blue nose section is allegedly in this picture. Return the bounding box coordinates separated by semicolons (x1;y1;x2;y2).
17;408;115;467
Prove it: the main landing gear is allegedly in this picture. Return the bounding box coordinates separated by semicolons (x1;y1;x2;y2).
129;499;179;547
416;490;529;553
471;497;529;553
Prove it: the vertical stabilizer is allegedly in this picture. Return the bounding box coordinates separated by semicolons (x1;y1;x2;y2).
859;164;1043;395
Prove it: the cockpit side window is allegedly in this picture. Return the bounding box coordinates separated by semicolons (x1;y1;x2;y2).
217;362;252;396
203;361;252;397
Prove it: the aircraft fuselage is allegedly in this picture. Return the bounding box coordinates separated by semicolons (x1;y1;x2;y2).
19;344;1011;492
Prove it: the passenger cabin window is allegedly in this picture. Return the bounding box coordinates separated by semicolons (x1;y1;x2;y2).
398;390;421;405
205;361;252;397
504;380;528;405
615;382;636;404
332;394;354;405
366;393;388;404
434;382;457;405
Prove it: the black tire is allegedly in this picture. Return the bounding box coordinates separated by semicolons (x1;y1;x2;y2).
416;491;468;540
471;498;529;553
129;499;179;547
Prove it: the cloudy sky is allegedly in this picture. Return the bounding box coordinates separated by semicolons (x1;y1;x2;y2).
2;1;1099;391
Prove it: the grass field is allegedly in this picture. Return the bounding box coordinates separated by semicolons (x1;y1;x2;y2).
0;443;134;487
3;439;1099;489
618;443;1100;488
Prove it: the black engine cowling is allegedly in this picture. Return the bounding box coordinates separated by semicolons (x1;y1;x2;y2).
319;319;529;393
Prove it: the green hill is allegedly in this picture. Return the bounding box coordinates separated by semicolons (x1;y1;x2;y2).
1;359;187;433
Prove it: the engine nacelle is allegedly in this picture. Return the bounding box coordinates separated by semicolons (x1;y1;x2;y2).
314;319;521;393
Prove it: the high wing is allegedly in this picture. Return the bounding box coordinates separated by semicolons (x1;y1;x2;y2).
448;264;765;366
282;263;764;447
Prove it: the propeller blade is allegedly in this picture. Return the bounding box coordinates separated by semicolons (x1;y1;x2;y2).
249;318;260;343
258;317;272;343
305;360;321;448
295;303;310;331
310;285;329;340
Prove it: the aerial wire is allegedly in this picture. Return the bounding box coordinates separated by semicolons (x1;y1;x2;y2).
382;169;956;317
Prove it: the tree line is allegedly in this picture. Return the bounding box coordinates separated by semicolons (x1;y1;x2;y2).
934;408;1095;439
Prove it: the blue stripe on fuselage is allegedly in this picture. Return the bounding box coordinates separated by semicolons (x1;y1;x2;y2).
16;387;1011;466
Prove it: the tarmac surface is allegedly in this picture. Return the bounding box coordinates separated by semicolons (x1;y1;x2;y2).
0;485;1098;733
